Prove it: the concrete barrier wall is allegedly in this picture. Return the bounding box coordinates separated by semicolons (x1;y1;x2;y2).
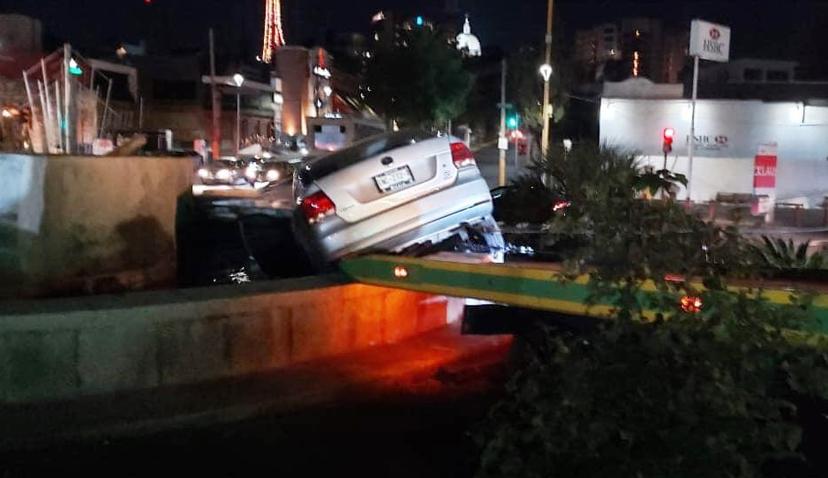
0;154;193;298
0;276;463;404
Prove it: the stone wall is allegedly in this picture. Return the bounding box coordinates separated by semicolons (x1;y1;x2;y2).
0;277;462;403
0;154;193;298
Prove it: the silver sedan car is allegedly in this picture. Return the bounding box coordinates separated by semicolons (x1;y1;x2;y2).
293;130;503;266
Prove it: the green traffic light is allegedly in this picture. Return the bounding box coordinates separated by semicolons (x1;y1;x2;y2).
507;116;519;129
68;58;83;76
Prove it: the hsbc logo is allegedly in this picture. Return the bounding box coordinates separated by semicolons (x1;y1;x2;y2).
691;20;730;61
686;134;730;150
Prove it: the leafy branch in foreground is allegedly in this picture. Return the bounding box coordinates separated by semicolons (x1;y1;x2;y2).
476;144;828;478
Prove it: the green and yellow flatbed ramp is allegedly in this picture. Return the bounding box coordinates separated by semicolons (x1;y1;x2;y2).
340;254;828;334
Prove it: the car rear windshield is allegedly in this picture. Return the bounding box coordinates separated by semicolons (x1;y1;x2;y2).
299;130;433;185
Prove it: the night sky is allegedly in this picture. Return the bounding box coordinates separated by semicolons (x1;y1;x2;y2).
0;0;826;70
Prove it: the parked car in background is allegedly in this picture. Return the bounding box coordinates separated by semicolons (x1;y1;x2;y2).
293;130;504;267
248;158;294;184
196;158;252;186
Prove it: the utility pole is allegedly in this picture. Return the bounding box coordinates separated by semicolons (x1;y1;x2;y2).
540;0;555;158
236;90;241;156
498;58;507;187
209;29;221;161
687;54;700;202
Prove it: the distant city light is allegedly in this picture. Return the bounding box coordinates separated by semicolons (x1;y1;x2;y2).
372;11;385;23
322;85;333;97
232;73;245;87
1;109;13;118
262;0;286;63
632;51;640;77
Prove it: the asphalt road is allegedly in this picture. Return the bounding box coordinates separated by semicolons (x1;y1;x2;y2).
474;143;530;189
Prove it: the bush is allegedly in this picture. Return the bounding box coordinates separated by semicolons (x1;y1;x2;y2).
475;144;828;477
476;301;828;478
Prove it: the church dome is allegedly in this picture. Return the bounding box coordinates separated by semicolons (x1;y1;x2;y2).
456;16;481;57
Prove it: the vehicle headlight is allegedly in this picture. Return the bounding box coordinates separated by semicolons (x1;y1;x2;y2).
197;168;210;179
266;169;280;181
245;165;258;180
215;168;232;181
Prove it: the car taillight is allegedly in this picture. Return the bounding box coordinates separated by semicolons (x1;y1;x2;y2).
300;191;336;224
450;142;476;169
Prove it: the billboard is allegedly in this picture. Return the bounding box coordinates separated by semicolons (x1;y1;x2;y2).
690;20;730;62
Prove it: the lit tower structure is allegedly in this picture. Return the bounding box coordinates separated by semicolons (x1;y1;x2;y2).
262;0;286;63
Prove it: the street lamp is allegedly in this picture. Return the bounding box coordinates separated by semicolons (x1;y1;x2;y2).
539;63;552;82
539;61;553;161
233;74;245;155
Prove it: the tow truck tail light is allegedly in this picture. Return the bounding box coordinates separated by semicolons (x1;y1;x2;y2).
450;142;476;169
300;191;336;223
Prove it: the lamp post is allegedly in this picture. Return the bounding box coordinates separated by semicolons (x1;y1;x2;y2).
540;0;555;158
539;63;553;186
233;73;245;156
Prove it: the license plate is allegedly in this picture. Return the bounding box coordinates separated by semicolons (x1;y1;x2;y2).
374;165;415;193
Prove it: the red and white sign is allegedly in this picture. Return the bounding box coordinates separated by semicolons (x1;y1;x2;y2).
690;19;731;63
752;143;777;216
753;143;778;189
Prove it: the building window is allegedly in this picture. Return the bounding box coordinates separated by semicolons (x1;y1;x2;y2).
767;70;790;82
743;68;762;82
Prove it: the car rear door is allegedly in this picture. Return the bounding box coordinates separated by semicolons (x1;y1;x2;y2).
312;134;459;224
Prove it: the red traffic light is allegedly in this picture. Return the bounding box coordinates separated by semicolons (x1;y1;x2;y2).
662;127;675;154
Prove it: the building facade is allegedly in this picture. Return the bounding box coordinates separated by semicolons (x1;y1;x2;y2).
575;18;687;84
600;98;828;203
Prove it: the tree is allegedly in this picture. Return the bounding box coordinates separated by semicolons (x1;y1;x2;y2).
364;28;471;129
507;46;568;133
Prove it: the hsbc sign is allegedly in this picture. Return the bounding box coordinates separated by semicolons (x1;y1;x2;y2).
690;19;730;62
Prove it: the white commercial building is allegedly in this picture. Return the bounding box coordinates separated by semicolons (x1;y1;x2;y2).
600;98;828;204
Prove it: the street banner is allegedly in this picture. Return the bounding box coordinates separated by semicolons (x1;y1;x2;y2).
690;20;731;62
753;143;777;217
754;143;778;189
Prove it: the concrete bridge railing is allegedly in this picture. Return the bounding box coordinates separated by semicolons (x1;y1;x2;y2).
0;275;463;404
